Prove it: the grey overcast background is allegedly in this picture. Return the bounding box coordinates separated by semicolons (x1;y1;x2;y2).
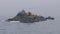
0;0;60;17
0;0;60;34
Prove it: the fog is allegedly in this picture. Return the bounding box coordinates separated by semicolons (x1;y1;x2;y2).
0;0;60;17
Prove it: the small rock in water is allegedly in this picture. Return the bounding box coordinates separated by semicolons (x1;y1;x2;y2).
6;10;54;23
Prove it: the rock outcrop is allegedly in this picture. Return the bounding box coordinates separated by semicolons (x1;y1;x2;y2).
6;10;54;23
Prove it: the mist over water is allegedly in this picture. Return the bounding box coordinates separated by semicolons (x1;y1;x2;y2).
0;0;60;34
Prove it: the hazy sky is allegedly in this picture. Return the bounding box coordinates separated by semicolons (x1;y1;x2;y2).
0;0;60;17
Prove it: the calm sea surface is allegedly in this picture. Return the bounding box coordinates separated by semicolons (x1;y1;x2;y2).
0;16;60;34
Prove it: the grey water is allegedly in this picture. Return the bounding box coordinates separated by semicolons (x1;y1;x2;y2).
0;16;60;34
0;0;60;34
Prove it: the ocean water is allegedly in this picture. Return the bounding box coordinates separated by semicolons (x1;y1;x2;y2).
0;16;60;34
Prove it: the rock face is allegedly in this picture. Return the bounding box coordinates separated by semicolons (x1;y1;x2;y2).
6;10;54;23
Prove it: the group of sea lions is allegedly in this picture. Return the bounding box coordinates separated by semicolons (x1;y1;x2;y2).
6;10;54;23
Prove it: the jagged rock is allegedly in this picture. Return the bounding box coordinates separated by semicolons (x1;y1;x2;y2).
6;10;54;23
46;16;54;20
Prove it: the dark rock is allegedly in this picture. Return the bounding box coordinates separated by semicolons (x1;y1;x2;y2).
46;16;54;20
6;10;54;23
